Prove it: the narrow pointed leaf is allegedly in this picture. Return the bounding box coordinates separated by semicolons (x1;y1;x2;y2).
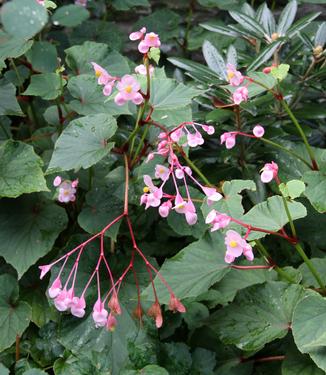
199;23;239;38
256;3;276;36
277;0;297;35
287;13;321;39
315;22;326;47
202;40;227;80
229;11;267;38
247;40;282;71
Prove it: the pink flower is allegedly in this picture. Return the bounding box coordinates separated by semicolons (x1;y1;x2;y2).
202;187;223;205
48;277;62;299
202;125;215;135
220;132;237;149
71;296;86;318
71;179;79;188
147;301;163;328
106;313;117;331
108;293;122;315
226;64;244;87
58;181;77;203
253;125;265;138
205;210;230;232
129;27;146;41
115;75;143;106
260;161;278;183
224;230;254;263
140;175;162;209
155;164;170;181
92;299;109;328
174;195;197;225
169;294;186;313
91;62;114;86
39;265;51;279
170;128;185;142
187;132;204;147
159;201;172;218
175;167;191;179
135;64;154;76
53;176;62;187
54;288;74;312
36;0;45;5
232;86;248;105
138;32;161;54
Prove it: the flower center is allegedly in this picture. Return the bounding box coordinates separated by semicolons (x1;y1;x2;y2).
143;186;150;193
95;70;102;78
175;202;185;209
229;240;238;248
227;71;235;80
125;85;132;93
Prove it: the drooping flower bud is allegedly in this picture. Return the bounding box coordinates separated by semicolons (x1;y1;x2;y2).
168;294;186;313
147;301;163;328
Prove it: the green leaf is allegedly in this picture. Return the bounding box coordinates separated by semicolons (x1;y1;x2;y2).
148;47;160;64
22;73;63;100
65;42;130;76
229;11;267;38
26;42;58;73
47;114;117;173
315;22;326;48
54;356;99;375
142;233;230;304
292;294;326;372
202;40;227;80
112;0;149;11
256;3;276;36
121;365;169;375
0;31;33;67
270;63;290;81
198;0;245;10
67;75;130;116
302;171;326;213
282;345;325;375
279;179;306;199
0;79;23;116
209;281;305;352
78;186;124;240
0;140;48;198
0;195;68;277
52;5;89;27
22;370;48;375
277;0;297;35
226;44;237;67
299;258;326;288
200;23;240;37
0;364;9;375
241;196;307;240
0;274;32;352
247;40;282;71
1;0;48;40
287;12;321;39
167;57;221;84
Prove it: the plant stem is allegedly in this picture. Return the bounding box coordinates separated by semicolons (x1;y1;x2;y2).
280;195;297;239
132;123;149;165
255;240;296;283
260;137;311;168
294;243;325;291
15;335;20;362
10;58;23;93
280;99;318;170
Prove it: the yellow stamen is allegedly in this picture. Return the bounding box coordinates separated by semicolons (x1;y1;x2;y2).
143;186;150;193
227;71;235;80
159;168;165;174
229;240;238;248
125;85;132;93
95;70;101;78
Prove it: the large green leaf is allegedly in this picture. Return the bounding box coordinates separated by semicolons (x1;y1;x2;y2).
23;73;63;100
299;258;326;288
202;40;227;80
1;0;48;40
52;5;89;27
142;233;230;304
65;42;129;76
112;0;149;10
0;79;23;116
47;114;117;173
241;196;307;240
247;40;282;71
0;31;33;68
0;195;68;277
209;281;305;352
276;0;297;35
302;171;326;213
26;42;58;73
0;274;32;352
67;75;130;116
292;294;326;372
0;140;48;198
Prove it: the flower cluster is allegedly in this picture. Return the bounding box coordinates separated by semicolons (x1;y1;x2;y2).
129;27;161;54
220;124;265;149
53;176;78;203
39;213;186;330
225;64;249;105
140;122;222;225
91;62;143;106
